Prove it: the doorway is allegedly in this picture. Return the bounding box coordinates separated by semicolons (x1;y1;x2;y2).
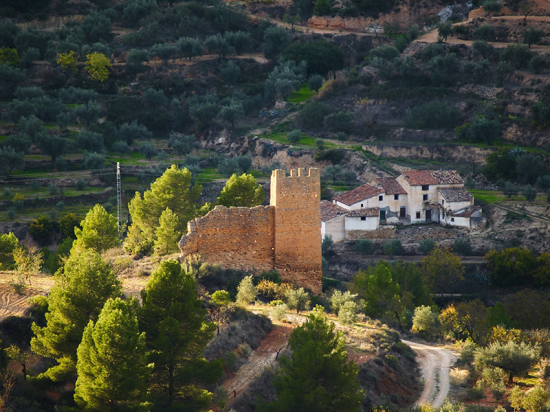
380;210;386;221
400;207;406;218
425;210;432;221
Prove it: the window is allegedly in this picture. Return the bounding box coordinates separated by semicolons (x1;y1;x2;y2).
442;200;444;205
379;195;383;201
416;212;421;219
423;194;428;201
360;217;366;221
394;194;399;200
361;203;363;207
422;185;429;191
451;218;455;222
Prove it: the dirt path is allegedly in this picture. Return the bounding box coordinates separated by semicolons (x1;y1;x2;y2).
403;340;458;409
223;324;293;406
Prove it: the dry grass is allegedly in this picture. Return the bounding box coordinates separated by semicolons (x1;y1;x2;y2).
449;367;469;387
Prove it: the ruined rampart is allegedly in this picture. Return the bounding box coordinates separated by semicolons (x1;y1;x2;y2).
179;168;322;295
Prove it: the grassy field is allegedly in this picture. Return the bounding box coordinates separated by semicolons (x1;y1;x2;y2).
288;84;316;104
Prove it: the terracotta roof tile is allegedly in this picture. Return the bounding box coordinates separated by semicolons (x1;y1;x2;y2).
440;187;472;202
320;200;348;222
346;208;379;217
452;205;482;218
333;184;384;206
375;178;407;195
402;170;439;186
430;170;463;185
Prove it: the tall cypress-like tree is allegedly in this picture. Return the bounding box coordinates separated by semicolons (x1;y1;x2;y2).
75;297;149;410
265;307;363;412
31;249;122;381
154;207;181;255
139;260;223;410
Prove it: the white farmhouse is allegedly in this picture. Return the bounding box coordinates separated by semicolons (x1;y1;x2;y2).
321;170;482;242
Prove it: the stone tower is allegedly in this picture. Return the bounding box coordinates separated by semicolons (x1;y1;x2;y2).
270;168;322;295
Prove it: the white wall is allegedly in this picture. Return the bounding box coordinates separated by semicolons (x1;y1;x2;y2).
441;215;471;228
322;215;346;242
379;193;408;214
345;216;379;231
336;196;380;211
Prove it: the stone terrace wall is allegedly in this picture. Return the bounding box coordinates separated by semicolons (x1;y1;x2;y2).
346;226;397;240
271;168;322;295
179;205;275;273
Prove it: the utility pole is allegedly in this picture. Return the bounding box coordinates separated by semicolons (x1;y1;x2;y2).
117;162;122;246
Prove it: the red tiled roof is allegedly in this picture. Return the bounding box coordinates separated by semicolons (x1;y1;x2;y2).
440;187;471;202
346;208;379;217
333;184;384;206
375;178;407;195
401;170;438;186
320;200;348;222
401;170;463;186
452;205;482;218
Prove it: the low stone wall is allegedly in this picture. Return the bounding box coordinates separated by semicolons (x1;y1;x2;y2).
346;226;396;240
179;205;275;274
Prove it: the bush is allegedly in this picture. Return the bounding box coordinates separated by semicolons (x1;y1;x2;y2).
285;288;310;313
281;40;345;76
29;216;54;245
287;129;302;144
404;101;460;129
323;111;353;132
117;120;152;146
522;185;537;202
139;143;157;160
500;44;531;69
264;59;307;100
262;26;291;59
301;101;331;127
48;184;58;195
418;239;436;255
355;239;373;255
321;165;356;185
75;179;86;191
168;133;199;155
458;115;501;144
113;141;131;154
473;24;495;41
82;152;106;170
453;237;472;255
308;74;324;92
75;131;104;152
219;60;240;84
271;304;287;322
384;239;403;257
529;55;545;74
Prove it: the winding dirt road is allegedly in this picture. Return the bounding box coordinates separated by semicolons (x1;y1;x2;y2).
402;339;458;409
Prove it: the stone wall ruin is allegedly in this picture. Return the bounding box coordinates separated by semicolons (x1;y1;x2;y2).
179;168;322;294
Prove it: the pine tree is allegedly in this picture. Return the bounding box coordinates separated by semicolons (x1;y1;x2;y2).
217;173;265;207
73;204;118;252
154;207;181;255
266;307;363;411
31;249;122;381
139;260;222;409
126;165;205;254
74;297;149;410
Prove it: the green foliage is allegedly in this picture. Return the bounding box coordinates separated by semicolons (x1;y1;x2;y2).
322;234;333;258
308;74;324;92
500;44;532;69
330;290;359;314
224;31;252;55
421;247;464;294
139;142;158;160
384;239;403;257
529;55;545;74
484;247;541;287
267;307;363;411
354;239;373;255
151;42;177;64
412;305;438;335
126;48;150;72
0;232;18;270
29;216;54;245
287;129;302;144
458;114;501;144
462;59;490;82
73;204;118;253
75;130;104;152
488;302;514;328
205;33;235;58
0;47;19;67
522;184;537;201
517;153;546;185
84;51;111;82
219;60;240;84
483;0;503;15
140;260;221;408
262;26;292;60
236;275;258;305
355;261;401;320
126;165;203;254
217;173;265;208
523;27;542;47
122;0;158;28
285;288;311;313
31;249;122;381
321;165;357;185
474;24;496;41
404;101;460;129
20;114;44;139
485;149;517;181
475;340;540;383
211;290;232;306
218;102;245;128
426;53;460;86
324;111;353;132
453;237;473;256
176;37;204;60
301;100;332;127
0;63;26;99
117;120;152;146
44;237;73;275
314;0;332;15
418;239;436;255
473;40;496;58
0;146;25;176
438;22;453;42
72;100;100;128
154;208;181;256
75;297;149;410
265;59;307;100
494;61;514;86
281;40;345;76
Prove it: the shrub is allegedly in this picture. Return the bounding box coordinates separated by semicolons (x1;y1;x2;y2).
529;55;545;74
308;74;324;92
321;165;357;185
500;44;531;69
323;111;353;132
453;237;472;256
271;303;287;322
355;239;373;255
117;120;152;146
48;184;59;195
301;101;332;128
404;101;460;129
418;239;436;254
29;216;54;245
281;40;345;76
522;185;537;202
82;152;106;170
384;239;403;257
139;143;157;160
285;288;310;313
113;141;131;154
262;26;291;59
219;60;240;84
287;129;302;144
264;60;307;100
473;24;495;41
75;179;86;191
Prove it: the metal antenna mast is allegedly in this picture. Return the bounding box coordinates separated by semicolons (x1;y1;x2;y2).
117;162;122;246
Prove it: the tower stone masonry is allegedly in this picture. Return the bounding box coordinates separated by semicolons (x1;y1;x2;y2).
179;168;322;294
